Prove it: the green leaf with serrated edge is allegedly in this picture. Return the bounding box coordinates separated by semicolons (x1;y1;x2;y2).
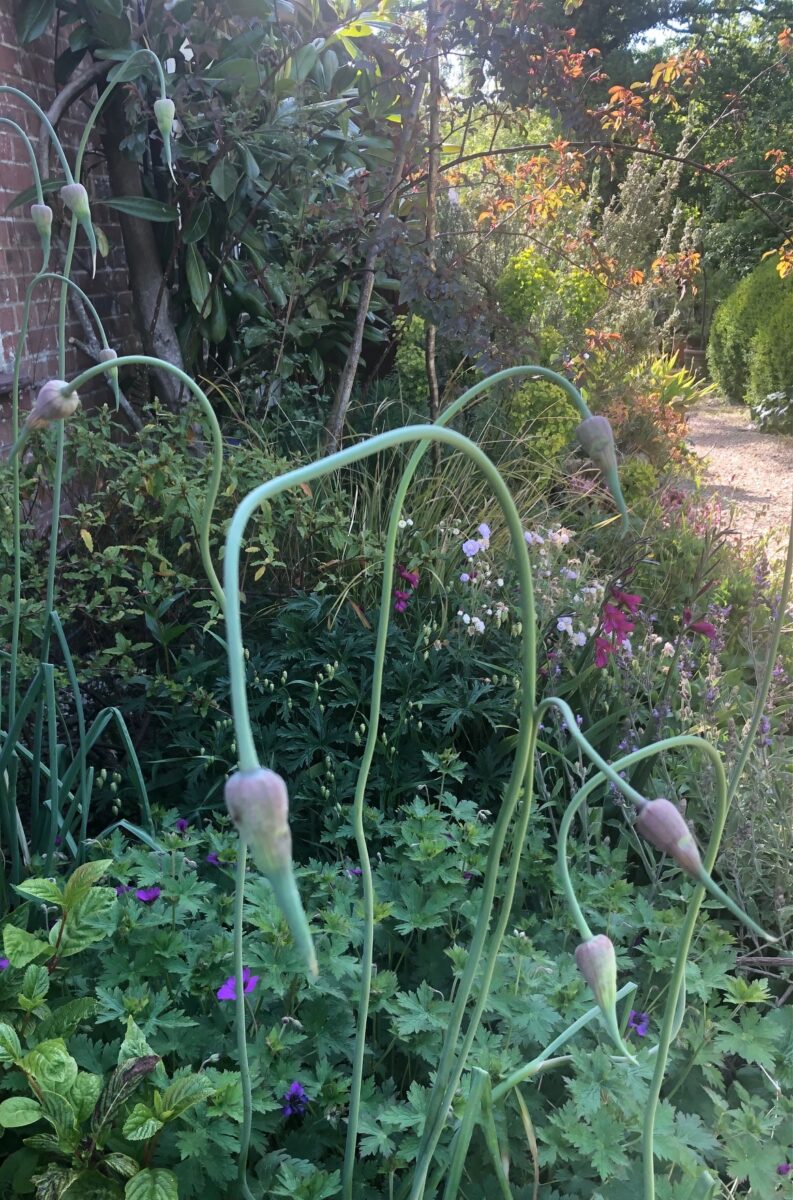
37;998;101;1041
22;1041;78;1094
62;859;113;907
69;1072;102;1123
91;1056;159;1138
63;1169;126;1198
22;1132;63;1154
0;1096;43;1127
118;1017;167;1087
122;1103;163;1141
39;1091;79;1147
3;925;50;967
0;1022;22;1063
104;1154;140;1180
14;878;64;906
50;888;117;957
125;1169;178;1200
21;964;50;1003
161;1073;214;1117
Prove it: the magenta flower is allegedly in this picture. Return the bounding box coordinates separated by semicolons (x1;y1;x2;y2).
0;958;9;970
135;887;161;903
602;604;635;640
611;587;641;614
397;565;420;589
777;1163;791;1175
594;636;615;668
393;589;411;614
683;607;717;641
628;1009;649;1037
217;966;260;1002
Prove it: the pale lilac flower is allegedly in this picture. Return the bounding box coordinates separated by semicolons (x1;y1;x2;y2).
477;523;491;544
460;572;470;583
462;539;481;558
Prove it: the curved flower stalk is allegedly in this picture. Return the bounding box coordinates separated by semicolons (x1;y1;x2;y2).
0;118;50;267
224;423;540;1196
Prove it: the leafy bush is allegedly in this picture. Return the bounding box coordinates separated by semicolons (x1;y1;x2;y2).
497;248;606;362
751;388;793;433
707;257;793;404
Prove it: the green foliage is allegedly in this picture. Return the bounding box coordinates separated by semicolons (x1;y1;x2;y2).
497;248;606;362
707;257;793;404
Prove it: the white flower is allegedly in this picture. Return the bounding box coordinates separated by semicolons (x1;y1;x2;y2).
398;520;407;529
496;577;504;587
462;613;471;625
662;641;675;657
621;638;633;655
557;616;574;636
471;617;485;634
573;631;587;647
562;568;578;581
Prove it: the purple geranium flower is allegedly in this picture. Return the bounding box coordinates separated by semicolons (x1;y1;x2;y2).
0;958;10;970
217;967;260;1002
175;818;189;834
778;1163;792;1176
135;886;161;903
282;1080;309;1119
206;852;220;866
115;884;133;897
628;1009;650;1037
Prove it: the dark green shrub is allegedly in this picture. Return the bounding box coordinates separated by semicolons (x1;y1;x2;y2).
707;256;793;403
747;288;793;408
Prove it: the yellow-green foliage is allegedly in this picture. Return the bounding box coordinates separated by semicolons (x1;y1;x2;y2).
497;249;606;360
707;256;793;404
508;377;579;464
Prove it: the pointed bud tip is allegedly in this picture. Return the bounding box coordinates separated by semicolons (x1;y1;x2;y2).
635;797;701;876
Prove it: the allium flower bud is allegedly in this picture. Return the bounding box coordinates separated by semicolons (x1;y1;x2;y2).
31;203;53;235
99;347;119;404
225;768;291;875
60;182;91;219
153;97;176;139
225;767;318;976
575;935;617;1012
575;414;618;475
634;797;701;877
25;380;80;429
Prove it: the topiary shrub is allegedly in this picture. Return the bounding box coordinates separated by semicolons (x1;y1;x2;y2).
707;256;793;403
746;288;793;408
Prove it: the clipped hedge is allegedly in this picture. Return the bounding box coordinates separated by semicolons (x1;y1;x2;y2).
707;256;793;404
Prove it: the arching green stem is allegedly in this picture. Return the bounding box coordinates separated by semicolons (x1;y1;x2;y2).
537;695;648;812
0;87;74;183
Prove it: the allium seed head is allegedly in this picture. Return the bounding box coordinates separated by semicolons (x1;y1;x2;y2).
635;797;701;877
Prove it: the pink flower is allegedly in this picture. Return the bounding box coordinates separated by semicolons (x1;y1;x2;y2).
611;587;641;614
397;565;420;589
217;966;260;1002
393;589;411;614
594;636;615;668
602;604;635;640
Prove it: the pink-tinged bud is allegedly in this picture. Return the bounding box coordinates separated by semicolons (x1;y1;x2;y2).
225;768;292;876
31;203;53;235
575;935;617;1012
575;414;618;475
635;797;701;877
25;380;80;429
224;767;318;976
154;97;176;139
60;182;90;220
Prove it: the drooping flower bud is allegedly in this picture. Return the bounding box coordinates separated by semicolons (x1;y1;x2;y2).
225;768;291;875
574;414;629;528
575;935;617;1012
60;182;91;220
30;203;53;266
574;934;636;1060
31;203;53;235
634;797;701;877
25;380;80;429
153;97;177;181
99;347;120;406
60;182;97;276
224;768;317;976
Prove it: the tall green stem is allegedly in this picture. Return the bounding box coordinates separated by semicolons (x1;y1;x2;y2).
233;841;255;1200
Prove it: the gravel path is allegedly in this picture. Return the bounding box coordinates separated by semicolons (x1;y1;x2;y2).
686;400;793;551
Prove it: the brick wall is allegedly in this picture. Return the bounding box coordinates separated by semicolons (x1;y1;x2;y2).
0;0;138;448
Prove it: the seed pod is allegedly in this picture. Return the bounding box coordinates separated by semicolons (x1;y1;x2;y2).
575;934;617;1012
635;797;701;877
25;379;80;429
